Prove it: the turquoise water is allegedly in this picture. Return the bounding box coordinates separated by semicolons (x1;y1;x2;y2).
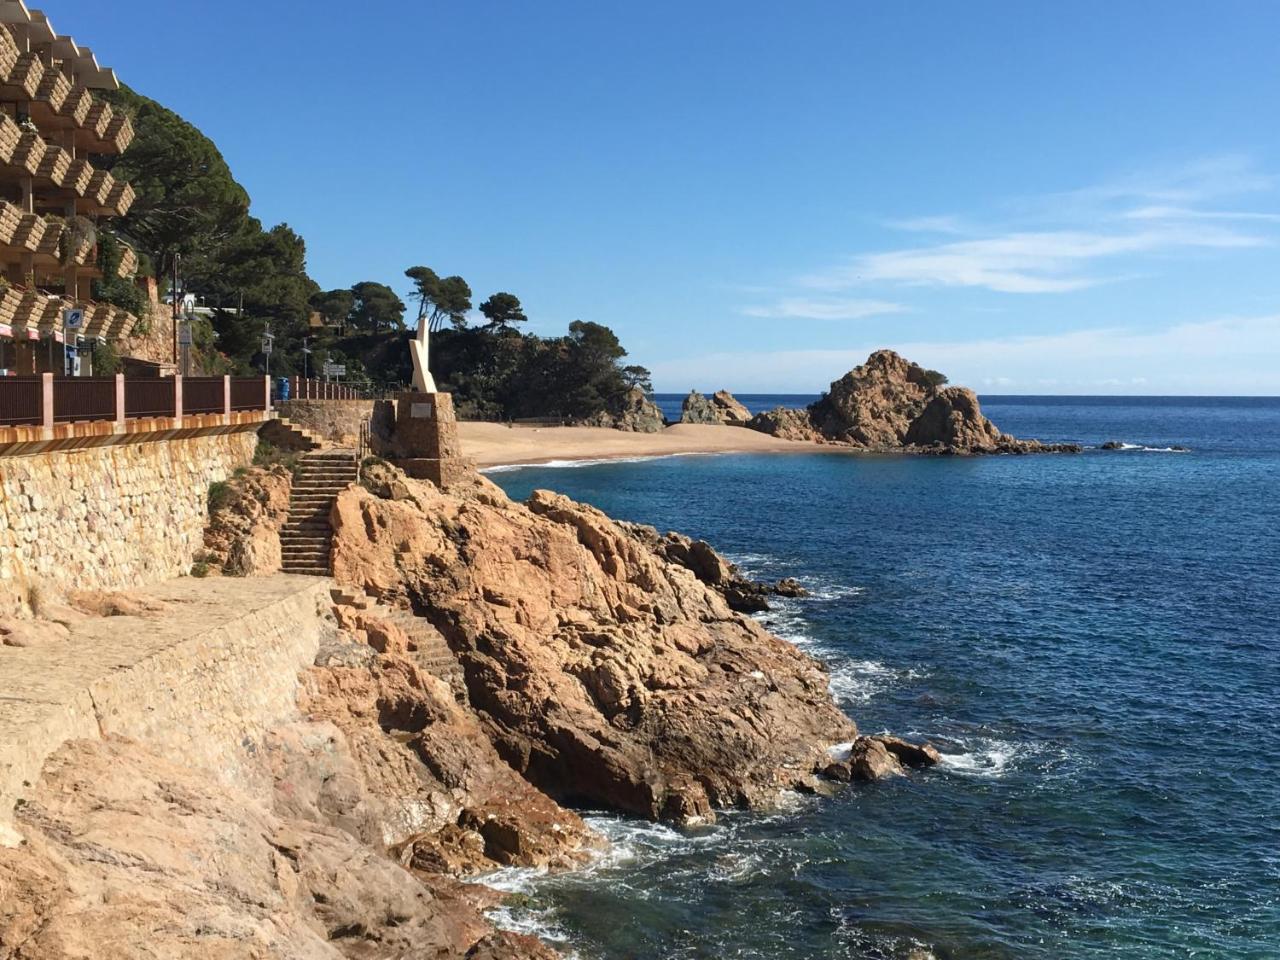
488;398;1280;959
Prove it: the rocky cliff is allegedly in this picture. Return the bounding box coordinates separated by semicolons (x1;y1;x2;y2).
331;465;860;822
747;349;1080;454
0;460;939;958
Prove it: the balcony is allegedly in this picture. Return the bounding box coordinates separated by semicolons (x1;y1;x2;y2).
0;25;17;81
105;180;134;217
8;130;45;178
0;114;18;165
1;52;44;101
62;157;93;196
84;100;112;141
84;168;114;207
59;85;94;128
35;70;70;114
11;212;47;252
0;200;20;246
35;142;70;188
0;286;20;326
116;244;137;277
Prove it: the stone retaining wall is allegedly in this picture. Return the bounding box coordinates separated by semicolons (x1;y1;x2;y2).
0;430;258;614
276;399;373;445
0;575;332;845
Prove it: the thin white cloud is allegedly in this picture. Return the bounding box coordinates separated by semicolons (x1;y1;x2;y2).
649;314;1280;395
742;297;908;321
800;224;1267;294
1063;154;1275;206
884;215;969;234
1122;205;1280;223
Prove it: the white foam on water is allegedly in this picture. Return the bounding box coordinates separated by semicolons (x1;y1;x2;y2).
1094;442;1191;454
936;737;1030;779
480;452;706;473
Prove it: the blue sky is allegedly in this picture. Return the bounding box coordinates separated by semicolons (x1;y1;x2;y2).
62;0;1280;393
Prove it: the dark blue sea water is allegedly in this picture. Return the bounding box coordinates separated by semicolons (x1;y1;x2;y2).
486;397;1280;959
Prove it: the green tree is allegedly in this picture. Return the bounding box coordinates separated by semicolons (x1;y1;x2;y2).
405;266;472;332
478;292;527;332
922;368;949;388
311;288;354;332
99;85;251;284
622;364;653;392
349;281;405;335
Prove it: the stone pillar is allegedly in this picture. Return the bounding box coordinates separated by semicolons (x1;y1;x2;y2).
378;390;474;489
222;375;231;416
173;374;183;423
263;375;271;413
114;373;125;429
40;372;52;430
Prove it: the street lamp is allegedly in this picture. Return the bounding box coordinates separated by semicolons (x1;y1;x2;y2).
261;327;275;376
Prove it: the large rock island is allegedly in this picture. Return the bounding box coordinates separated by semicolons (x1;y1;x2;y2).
748;349;1080;454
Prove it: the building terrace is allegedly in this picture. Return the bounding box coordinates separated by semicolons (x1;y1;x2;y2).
0;0;142;376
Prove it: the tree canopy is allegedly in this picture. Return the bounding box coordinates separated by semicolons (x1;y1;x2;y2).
405;266;472;332
478;292;527;332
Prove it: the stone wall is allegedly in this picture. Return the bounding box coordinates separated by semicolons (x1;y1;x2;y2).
0;430;259;614
275;398;373;445
0;575;332;845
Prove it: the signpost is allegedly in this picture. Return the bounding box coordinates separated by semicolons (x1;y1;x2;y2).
261;329;274;376
322;361;346;380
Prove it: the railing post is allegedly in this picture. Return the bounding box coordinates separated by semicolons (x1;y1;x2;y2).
263;375;271;413
173;374;183;422
223;375;231;416
114;373;125;428
41;372;53;430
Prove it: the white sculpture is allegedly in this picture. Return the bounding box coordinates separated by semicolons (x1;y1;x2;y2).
410;313;437;393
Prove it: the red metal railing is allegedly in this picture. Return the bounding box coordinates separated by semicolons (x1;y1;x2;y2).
0;372;358;431
182;376;225;415
230;376;265;411
52;376;116;423
286;377;367;400
124;377;176;419
0;376;42;425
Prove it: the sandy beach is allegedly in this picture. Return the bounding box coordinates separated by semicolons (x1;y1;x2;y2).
458;421;822;468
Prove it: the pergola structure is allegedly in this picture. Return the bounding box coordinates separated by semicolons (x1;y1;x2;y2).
0;0;141;374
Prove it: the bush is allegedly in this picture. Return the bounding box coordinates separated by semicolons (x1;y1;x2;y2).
923;369;949;388
207;480;233;512
253;440;300;476
190;560;210;578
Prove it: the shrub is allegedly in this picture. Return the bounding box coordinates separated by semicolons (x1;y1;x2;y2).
207;480;234;512
190;560;210;578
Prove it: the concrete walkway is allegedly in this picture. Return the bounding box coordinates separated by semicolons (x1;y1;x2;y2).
0;574;333;845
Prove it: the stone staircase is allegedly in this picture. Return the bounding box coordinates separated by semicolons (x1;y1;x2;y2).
330;586;466;697
260;417;322;453
280;451;358;576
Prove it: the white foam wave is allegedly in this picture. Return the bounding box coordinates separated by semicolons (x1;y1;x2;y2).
1096;442;1191;453
936;737;1028;778
480;452;704;473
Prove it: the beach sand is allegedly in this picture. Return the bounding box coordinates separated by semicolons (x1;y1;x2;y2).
458;421;822;468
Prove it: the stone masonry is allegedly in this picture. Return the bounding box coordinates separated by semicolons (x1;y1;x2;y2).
0;431;258;614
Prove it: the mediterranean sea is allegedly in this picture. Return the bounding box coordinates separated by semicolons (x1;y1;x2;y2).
488;396;1280;959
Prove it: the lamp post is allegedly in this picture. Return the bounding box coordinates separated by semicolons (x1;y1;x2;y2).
261;327;274;377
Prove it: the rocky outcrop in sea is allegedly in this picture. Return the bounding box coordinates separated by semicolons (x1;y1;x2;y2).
748;349;1081;454
680;389;753;425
